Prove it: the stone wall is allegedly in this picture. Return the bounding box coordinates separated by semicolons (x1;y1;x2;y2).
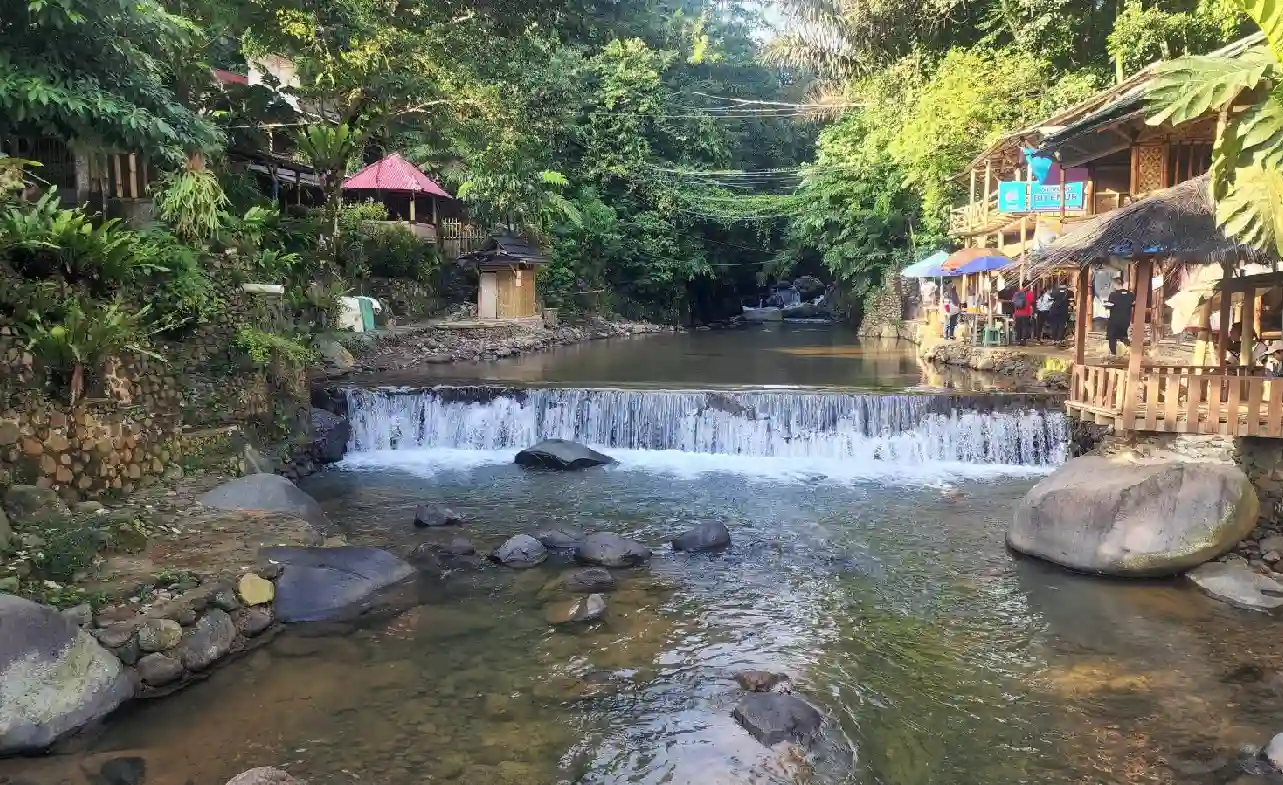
358;277;443;323
856;274;911;339
80;570;280;695
0;264;316;501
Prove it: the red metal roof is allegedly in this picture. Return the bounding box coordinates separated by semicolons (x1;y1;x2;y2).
341;153;452;198
212;69;249;85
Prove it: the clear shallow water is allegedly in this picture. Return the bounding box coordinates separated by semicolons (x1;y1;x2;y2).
6;331;1283;785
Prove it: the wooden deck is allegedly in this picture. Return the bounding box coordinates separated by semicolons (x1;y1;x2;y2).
1067;363;1283;436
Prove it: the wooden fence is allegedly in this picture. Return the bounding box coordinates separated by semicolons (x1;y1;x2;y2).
1067;363;1283;436
439;218;488;259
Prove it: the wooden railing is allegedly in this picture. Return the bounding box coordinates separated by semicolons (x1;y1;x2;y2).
1067;363;1283;437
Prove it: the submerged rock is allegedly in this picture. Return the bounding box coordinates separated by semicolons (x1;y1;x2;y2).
199;474;330;531
414;503;465;528
1188;562;1283;612
734;670;790;693
0;594;134;754
515;439;617;470
492;534;548;568
577;533;651;568
1009;457;1259;576
562;567;617;593
671;522;731;552
225;768;302;785
99;757;146;785
261;546;415;622
545;594;607;625
537;529;583;549
732;693;824;747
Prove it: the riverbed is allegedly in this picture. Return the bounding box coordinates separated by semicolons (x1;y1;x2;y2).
5;325;1283;785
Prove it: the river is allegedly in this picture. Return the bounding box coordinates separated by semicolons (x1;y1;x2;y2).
5;324;1283;785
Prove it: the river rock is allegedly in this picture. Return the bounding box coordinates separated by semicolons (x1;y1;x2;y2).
545;593;607;625
576;533;651;568
492;535;548;568
562;567;617;593
99;756;146;785
137;618;183;652
238;573;275;606
514;439;617;470
671;522;731;552
60;603;93;628
1188;562;1283;612
732;693;824;747
316;336;355;372
311;408;351;464
0;594;134;754
174;608;237;671
0;506;11;554
261;546;414;623
537;529;582;549
1265;733;1283;771
1009;457;1259;576
198;474;330;531
234;607;274;637
414;503;465;527
735;670;789;693
225;768;302;785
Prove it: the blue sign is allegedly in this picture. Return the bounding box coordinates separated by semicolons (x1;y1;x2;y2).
997;181;1086;213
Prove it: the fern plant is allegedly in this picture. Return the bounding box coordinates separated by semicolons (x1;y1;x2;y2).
153;167;231;243
21;297;162;404
1146;1;1283;255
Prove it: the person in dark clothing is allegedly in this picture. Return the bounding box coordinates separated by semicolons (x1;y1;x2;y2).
1047;284;1071;342
1104;277;1135;355
1011;284;1034;345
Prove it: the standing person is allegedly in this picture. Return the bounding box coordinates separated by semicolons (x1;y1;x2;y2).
1104;274;1135;355
942;283;960;339
1092;264;1115;331
1035;286;1053;342
1011;282;1034;345
1047;283;1071;342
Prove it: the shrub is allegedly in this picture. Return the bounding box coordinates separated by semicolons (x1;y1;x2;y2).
363;224;440;281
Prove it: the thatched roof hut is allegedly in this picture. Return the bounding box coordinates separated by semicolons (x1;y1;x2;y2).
1027;175;1274;276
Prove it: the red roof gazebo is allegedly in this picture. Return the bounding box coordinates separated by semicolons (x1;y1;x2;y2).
341;153;452;225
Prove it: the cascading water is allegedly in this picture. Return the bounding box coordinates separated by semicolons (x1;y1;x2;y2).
343;386;1068;467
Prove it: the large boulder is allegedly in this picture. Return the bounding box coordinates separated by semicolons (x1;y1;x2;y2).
670;522;731;553
515;439;617;470
576;533;652;568
732;693;824;747
310;408;351;465
0;594;134;754
414;504;465;528
315;336;356;373
199;474;330;531
1009;457;1259;577
260;546;414;623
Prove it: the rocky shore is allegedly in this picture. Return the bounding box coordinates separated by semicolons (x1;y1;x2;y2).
320;316;677;377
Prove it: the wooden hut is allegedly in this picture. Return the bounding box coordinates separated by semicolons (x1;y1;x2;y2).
341;153;455;243
1031;175;1282;435
457;233;549;320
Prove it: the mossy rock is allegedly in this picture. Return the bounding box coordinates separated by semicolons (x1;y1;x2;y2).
4;485;71;527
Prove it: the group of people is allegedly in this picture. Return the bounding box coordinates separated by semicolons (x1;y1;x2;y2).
937;280;1074;345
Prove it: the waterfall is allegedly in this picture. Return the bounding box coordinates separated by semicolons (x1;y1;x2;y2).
343;387;1068;467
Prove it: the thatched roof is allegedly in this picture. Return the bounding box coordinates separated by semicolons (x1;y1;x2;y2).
1026;175;1275;277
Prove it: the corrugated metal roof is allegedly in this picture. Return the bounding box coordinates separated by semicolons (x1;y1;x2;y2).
341;153;452;197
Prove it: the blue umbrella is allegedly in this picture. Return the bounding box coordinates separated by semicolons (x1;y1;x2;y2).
900;250;955;278
952;255;1012;275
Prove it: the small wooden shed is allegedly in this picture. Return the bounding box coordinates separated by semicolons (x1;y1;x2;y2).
457;233;549;320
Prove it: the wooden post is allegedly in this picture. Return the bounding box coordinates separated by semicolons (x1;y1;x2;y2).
1215;262;1234;366
409;194;416;223
1019;217;1028;287
1194;295;1214;366
1253;288;1265;365
1074;265;1090;365
983;161;992;223
1242;284;1258;368
112;155;123;198
970;167;977;206
1122;257;1154;428
127;154;138;199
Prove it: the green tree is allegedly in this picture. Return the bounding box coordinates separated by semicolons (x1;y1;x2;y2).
1146;0;1283;254
0;0;221;163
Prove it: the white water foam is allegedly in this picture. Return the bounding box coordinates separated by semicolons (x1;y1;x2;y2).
338;387;1068;480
